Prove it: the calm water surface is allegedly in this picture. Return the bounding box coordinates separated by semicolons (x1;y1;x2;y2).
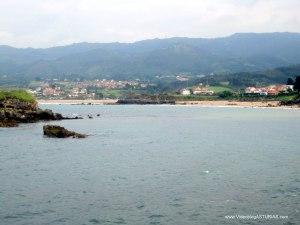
1;105;299;225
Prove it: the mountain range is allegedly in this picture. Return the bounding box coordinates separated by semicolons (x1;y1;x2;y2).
1;32;300;81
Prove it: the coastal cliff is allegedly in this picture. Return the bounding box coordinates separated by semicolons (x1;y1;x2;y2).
0;90;79;127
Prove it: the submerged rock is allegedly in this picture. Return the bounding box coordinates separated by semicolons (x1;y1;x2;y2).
43;125;87;138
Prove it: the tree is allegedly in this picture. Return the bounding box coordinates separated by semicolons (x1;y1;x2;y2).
294;76;300;93
286;77;294;85
218;91;234;99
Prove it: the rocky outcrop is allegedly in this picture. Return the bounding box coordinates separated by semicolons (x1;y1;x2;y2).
43;125;87;138
0;99;82;127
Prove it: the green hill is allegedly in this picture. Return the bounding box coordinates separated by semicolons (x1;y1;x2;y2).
1;32;300;82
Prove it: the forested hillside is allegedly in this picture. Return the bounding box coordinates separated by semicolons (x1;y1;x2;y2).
0;32;300;82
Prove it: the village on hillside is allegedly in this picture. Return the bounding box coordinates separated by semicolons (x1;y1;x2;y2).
24;75;299;101
28;79;152;99
244;85;294;95
180;84;294;96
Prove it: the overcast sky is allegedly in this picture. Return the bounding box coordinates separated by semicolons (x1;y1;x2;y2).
0;0;299;48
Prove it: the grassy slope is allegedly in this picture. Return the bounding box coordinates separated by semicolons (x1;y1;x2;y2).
0;89;36;103
209;86;233;93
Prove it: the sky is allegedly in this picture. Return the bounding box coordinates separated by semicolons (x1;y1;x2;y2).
0;0;299;48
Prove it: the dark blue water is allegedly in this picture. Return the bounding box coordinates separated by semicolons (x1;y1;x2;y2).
1;105;299;225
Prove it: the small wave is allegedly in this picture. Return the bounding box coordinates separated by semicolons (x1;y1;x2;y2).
136;204;145;209
148;214;165;219
113;217;126;224
89;219;101;224
170;203;183;207
3;210;55;220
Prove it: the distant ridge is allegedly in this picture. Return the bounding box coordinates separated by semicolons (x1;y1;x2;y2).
1;32;300;81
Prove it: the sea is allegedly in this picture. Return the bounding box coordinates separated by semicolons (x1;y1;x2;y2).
1;105;299;225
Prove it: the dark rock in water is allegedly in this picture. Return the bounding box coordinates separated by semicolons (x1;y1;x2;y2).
0;119;18;127
88;115;93;119
34;109;64;120
0;99;82;127
72;116;83;119
43;125;87;138
96;114;100;117
116;99;175;105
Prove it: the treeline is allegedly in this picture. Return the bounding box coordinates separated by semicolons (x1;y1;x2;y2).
144;65;300;94
195;64;300;88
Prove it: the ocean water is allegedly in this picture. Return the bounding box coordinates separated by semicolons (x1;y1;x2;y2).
0;105;299;225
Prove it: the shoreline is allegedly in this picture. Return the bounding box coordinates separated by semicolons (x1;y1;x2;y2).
175;100;298;109
38;99;299;109
38;99;118;105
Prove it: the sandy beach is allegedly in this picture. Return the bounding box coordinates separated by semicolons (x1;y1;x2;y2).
38;99;118;105
38;99;299;108
175;100;300;109
176;100;281;107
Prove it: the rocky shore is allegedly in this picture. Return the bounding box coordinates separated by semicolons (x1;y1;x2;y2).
0;98;81;127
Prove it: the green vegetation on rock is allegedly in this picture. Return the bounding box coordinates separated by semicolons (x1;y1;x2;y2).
0;89;36;103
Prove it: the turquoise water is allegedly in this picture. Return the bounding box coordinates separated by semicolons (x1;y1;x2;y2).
1;105;299;225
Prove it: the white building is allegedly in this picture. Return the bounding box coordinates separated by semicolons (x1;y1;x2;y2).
181;89;191;96
192;86;214;95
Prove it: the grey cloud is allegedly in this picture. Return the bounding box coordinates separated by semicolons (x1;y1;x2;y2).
0;0;299;47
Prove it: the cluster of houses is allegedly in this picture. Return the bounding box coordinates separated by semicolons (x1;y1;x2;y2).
29;79;152;99
67;87;95;99
76;79;148;89
180;85;214;96
180;84;294;97
245;84;294;96
40;86;61;97
176;75;189;81
31;85;94;99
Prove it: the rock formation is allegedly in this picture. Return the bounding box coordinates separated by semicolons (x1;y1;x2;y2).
43;125;87;138
0;99;82;127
